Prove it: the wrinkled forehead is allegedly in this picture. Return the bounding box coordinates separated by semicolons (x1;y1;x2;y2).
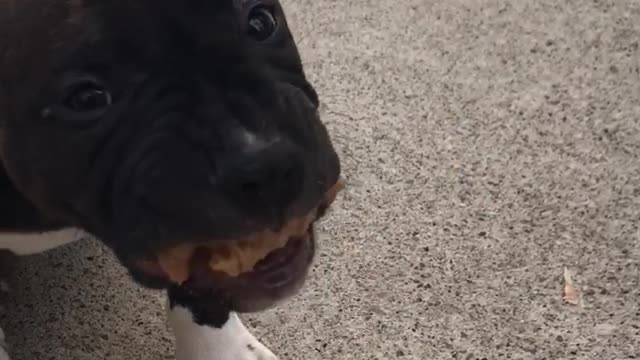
1;0;267;71
97;0;245;44
78;0;257;68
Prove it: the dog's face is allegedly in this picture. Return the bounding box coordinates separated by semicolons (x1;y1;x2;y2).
0;0;340;311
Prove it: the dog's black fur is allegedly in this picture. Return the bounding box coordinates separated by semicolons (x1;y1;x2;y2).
0;0;340;313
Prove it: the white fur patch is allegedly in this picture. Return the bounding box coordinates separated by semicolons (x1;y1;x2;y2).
167;303;278;360
0;228;83;255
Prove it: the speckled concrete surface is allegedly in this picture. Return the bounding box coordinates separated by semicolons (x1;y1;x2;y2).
2;0;640;359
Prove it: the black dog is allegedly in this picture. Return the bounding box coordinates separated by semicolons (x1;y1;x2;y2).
0;0;341;359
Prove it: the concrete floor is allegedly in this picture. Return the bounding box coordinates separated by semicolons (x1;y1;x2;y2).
2;0;640;359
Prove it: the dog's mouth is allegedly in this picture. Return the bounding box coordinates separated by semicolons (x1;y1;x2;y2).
134;179;343;312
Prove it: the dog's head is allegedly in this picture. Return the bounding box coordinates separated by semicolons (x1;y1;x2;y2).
0;0;341;312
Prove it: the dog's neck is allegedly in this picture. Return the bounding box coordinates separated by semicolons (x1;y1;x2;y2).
0;166;64;233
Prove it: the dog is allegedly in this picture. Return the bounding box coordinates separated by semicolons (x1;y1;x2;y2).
0;0;342;359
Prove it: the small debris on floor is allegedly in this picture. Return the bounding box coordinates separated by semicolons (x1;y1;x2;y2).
562;267;581;306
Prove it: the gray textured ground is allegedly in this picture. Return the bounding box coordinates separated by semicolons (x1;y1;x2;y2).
2;0;639;359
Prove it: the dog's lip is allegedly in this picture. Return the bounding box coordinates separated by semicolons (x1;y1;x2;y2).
188;226;315;291
244;227;314;287
126;178;342;312
146;178;344;285
252;233;307;274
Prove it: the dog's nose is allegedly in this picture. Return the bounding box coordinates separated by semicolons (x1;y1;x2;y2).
222;139;306;217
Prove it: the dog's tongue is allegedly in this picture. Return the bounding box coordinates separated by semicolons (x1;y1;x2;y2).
154;179;344;284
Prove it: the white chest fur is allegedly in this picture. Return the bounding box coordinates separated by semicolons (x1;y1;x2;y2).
168;306;278;360
0;228;83;255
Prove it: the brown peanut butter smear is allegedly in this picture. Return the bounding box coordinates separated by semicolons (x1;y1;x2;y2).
155;179;344;283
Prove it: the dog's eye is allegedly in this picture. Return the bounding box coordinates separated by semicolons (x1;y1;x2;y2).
247;6;277;41
63;81;112;112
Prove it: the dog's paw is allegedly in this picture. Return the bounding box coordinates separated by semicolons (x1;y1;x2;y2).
168;304;279;360
217;332;278;360
243;340;278;360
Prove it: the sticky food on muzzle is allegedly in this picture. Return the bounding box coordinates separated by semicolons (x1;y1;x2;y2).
154;179;345;284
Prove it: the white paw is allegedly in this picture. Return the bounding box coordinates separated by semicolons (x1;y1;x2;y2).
169;306;278;360
247;343;278;360
244;339;278;360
